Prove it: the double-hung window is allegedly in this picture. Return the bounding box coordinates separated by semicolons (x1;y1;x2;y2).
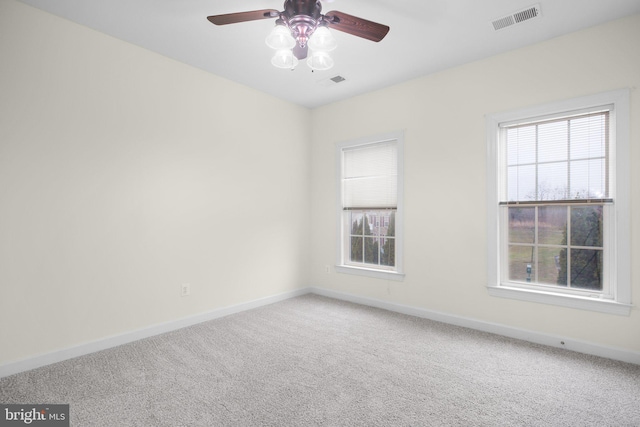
487;90;631;315
336;132;404;280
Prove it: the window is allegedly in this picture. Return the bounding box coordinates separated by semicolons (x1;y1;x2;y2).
336;132;404;280
487;90;630;315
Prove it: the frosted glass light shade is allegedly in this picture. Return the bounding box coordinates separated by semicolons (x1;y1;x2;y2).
306;50;334;70
266;25;296;50
308;26;337;52
271;49;299;69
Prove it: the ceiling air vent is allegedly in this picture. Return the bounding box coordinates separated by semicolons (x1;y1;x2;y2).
318;75;347;87
492;4;541;31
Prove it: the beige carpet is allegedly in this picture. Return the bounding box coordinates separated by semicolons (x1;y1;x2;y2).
1;294;639;426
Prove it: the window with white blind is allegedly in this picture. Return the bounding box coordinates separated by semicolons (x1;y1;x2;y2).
336;132;404;280
486;90;631;315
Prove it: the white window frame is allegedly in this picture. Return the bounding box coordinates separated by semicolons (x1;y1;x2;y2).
336;131;405;281
486;89;631;315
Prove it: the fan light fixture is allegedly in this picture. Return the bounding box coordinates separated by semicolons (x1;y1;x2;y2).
207;0;389;72
307;26;337;51
265;24;296;50
267;23;337;70
271;48;299;69
306;50;333;70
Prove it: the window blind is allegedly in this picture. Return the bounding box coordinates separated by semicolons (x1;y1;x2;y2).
501;109;610;204
342;140;397;210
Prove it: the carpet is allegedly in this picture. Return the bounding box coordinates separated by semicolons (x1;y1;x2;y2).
1;294;639;426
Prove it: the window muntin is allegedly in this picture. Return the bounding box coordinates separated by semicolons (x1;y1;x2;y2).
504;111;609;202
505;203;604;294
346;210;396;270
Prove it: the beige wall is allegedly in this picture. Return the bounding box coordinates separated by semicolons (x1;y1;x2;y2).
310;14;640;353
0;0;310;364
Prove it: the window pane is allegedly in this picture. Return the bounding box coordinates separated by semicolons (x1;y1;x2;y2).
507;126;536;166
538;206;567;245
538;121;568;163
384;211;396;237
570;159;606;199
570;206;603;247
508;165;535;201
538;247;565;285
509;207;535;244
557;248;568;286
364;237;379;264
380;238;395;267
570;114;607;160
509;245;534;282
571;249;603;290
350;212;364;236
350;236;363;262
364;212;374;235
538;162;568;200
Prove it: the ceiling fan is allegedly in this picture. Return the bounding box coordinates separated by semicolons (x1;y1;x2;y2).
207;0;390;70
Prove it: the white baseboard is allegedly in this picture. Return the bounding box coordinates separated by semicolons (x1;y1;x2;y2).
0;287;309;378
309;286;640;365
3;285;637;378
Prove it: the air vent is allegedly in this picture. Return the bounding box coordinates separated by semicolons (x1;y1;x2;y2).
492;4;541;31
492;15;515;31
318;75;347;87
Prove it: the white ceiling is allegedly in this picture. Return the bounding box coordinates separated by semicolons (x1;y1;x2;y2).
16;0;640;108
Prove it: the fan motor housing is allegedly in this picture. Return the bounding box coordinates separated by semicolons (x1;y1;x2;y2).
284;0;322;20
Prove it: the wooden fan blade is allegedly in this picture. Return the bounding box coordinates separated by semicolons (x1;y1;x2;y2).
324;11;389;42
293;43;308;60
207;9;279;25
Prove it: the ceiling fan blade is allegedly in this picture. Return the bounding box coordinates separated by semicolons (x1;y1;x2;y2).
324;11;389;42
207;9;279;26
293;43;308;60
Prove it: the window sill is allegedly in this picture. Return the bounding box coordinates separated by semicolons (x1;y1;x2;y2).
487;285;632;316
336;265;405;281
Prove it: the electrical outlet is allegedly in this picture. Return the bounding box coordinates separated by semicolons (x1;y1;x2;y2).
181;283;190;297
